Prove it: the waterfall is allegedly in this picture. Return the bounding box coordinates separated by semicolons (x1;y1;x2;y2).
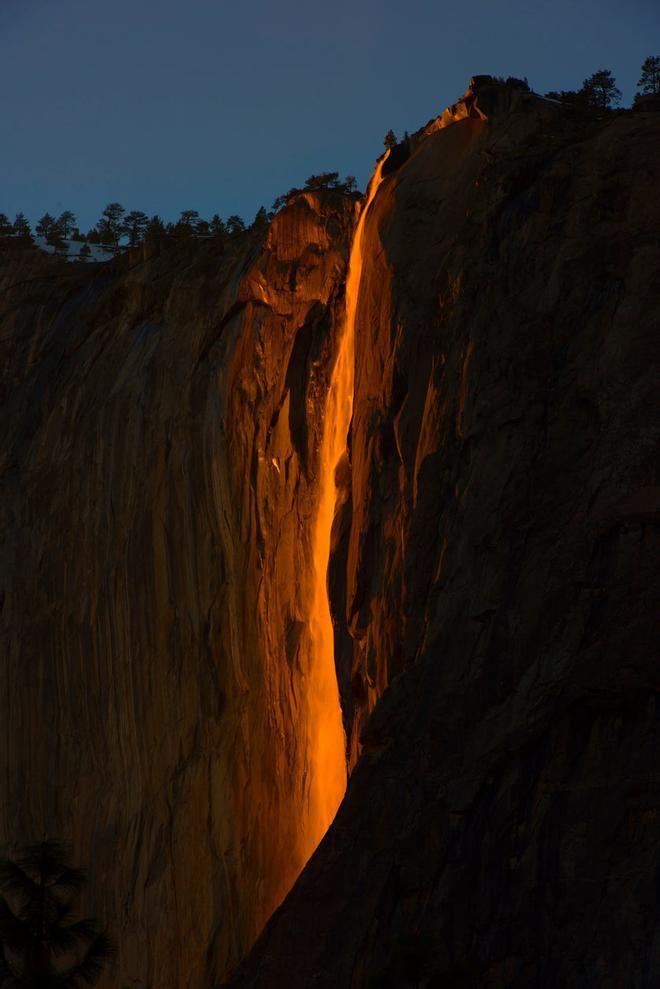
302;153;389;862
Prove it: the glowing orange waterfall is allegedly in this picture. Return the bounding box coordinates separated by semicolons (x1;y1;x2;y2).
302;154;389;862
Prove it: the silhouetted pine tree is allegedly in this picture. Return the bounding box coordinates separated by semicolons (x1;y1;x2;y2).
35;214;57;239
123;210;149;247
177;210;200;236
0;841;115;988
581;69;621;110
13;214;32;239
56;211;76;238
226;215;245;237
96;203;125;249
638;55;660;95
145;215;166;241
209;214;226;236
252;206;270;230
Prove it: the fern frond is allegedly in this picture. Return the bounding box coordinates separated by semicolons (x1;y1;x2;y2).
56;931;116;988
17;842;70;884
49;869;86;897
48;917;100;956
0;860;38;901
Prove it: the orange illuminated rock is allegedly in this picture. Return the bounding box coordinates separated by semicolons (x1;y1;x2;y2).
0;191;355;987
229;83;660;988
1;79;659;989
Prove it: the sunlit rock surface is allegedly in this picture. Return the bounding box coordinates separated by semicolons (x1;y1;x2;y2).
1;80;659;988
229;84;660;986
0;193;354;987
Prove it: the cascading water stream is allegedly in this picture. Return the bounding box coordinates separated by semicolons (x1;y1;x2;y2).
301;153;389;863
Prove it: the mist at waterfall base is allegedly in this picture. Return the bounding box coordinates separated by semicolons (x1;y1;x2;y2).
1;0;658;229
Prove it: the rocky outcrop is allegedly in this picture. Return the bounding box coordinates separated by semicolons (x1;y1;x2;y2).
1;80;659;989
230;87;660;986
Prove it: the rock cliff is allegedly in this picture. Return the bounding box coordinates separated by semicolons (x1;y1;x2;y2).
0;193;355;986
230;83;660;986
1;81;659;988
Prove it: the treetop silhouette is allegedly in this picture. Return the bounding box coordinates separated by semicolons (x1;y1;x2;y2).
638;55;660;95
581;69;622;110
383;129;397;149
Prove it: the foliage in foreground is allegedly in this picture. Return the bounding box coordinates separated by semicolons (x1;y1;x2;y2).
0;841;115;989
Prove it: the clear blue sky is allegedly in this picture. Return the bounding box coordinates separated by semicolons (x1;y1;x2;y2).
1;0;658;231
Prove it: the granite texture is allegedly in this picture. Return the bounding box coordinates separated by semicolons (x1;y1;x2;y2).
1;83;659;988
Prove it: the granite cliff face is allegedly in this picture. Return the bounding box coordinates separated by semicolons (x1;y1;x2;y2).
1;82;659;988
230;84;660;986
0;193;355;986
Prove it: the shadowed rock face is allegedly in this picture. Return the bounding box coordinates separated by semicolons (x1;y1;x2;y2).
1;82;659;989
229;88;660;986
